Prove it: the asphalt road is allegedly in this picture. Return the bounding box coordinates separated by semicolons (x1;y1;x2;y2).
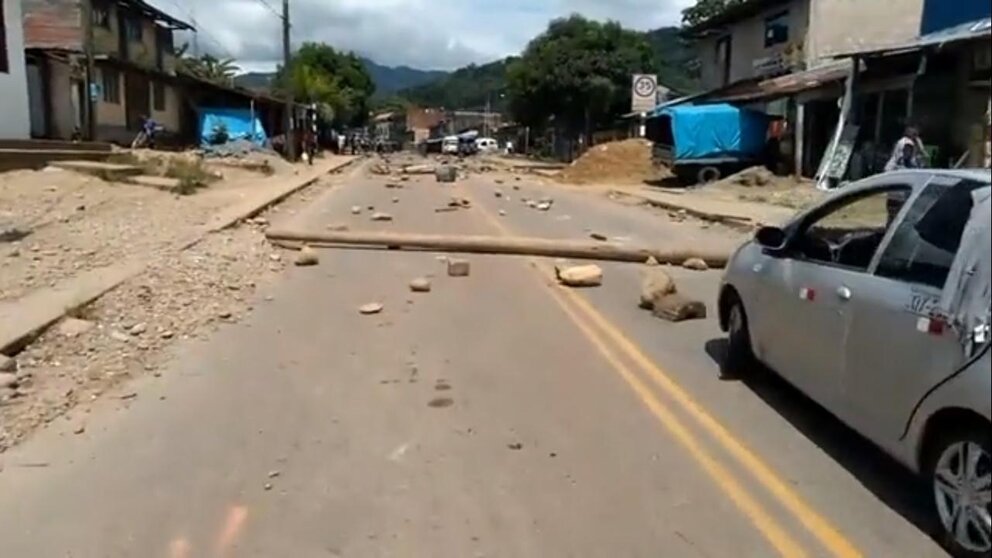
0;159;951;557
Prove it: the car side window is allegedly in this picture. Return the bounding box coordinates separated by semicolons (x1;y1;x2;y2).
793;186;912;272
875;180;984;289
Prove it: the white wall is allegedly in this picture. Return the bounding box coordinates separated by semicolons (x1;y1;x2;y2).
1;0;32;139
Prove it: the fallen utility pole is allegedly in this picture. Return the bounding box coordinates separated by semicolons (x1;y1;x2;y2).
265;229;731;268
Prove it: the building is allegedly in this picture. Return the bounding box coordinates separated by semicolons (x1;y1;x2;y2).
406;107;444;144
833;2;991;175
689;0;925;90
0;0;32;138
23;0;193;143
681;0;931;178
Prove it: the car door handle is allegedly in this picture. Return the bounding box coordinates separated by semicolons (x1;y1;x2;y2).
836;286;852;301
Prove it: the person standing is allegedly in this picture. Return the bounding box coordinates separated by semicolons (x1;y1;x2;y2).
885;125;928;171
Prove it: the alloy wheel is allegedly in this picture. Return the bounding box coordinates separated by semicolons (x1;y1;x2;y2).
933;441;992;553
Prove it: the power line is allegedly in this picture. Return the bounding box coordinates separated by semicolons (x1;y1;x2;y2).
252;0;284;21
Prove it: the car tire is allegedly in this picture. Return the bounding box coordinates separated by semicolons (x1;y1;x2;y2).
925;426;992;558
697;166;722;184
724;296;756;378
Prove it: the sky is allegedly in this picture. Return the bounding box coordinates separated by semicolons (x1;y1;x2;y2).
149;0;696;72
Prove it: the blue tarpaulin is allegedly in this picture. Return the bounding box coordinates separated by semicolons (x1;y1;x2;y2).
197;108;268;147
653;103;768;161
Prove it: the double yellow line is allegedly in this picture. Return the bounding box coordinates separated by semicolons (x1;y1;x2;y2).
468;188;862;558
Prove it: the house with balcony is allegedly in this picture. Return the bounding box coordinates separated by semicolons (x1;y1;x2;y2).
683;0;926;177
22;0;193;142
1;0;31;138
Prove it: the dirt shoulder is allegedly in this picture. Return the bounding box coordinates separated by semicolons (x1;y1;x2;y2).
0;168;351;452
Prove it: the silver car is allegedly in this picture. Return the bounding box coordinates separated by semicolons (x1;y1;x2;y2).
718;169;991;557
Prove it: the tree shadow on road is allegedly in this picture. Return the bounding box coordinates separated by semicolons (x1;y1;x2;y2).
703;338;943;547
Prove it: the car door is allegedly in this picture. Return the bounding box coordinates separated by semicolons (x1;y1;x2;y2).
756;183;913;413
841;176;987;447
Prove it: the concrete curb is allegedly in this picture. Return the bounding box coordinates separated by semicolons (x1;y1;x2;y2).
0;156;357;356
611;189;791;231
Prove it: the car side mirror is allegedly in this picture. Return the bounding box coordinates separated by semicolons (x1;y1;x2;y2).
755;226;787;251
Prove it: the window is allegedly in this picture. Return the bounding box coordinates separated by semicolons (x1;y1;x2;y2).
1;0;8;74
126;17;143;42
153;81;166;111
92;3;111;29
795;187;911;271
876;180;985;289
764;11;790;48
101;68;121;104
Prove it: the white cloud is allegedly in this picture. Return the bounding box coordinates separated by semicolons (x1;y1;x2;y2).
151;0;696;71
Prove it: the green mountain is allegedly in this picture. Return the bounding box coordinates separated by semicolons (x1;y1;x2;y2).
399;58;514;111
233;59;449;94
395;26;698;111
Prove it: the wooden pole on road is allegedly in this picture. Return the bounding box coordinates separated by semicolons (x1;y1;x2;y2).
265;229;731;268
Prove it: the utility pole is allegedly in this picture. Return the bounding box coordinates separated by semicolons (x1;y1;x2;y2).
282;0;295;161
81;0;97;141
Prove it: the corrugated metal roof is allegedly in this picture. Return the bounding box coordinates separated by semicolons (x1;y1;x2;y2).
684;0;793;35
834;18;991;58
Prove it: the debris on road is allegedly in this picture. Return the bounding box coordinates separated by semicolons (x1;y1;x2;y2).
359;302;384;315
428;397;454;408
391;197;400;204
129;323;147;336
556;263;603;287
640;270;677;309
498;210;507;217
266;229;731;267
294;245;320;266
384;182;403;189
435;166;457;183
447;259;471;277
557;139;670;185
651;293;707;322
682;257;710;271
403;164;435;175
590;232;608;242
370;212;394;222
409;277;432;292
644;256;660;267
326;224;349;232
507;442;524;450
448;197;472;209
0;372;18;388
350;205;362;215
494;190;504;198
536;202;552;211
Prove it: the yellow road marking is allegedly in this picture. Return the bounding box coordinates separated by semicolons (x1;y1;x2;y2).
533;259;808;557
466;184;863;558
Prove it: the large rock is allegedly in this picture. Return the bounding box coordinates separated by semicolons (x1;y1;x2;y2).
409;277;432;292
651;293;707;322
435;165;457;183
447;259;471;277
640;270;677;309
294;245;320;266
682;257;710;271
557;264;603;287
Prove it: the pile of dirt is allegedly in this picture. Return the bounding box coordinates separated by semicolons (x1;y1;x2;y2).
558;139;670;185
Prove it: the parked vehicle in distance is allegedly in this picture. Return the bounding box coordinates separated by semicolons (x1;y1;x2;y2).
648;103;770;184
718;169;992;557
441;136;460;155
475;137;499;153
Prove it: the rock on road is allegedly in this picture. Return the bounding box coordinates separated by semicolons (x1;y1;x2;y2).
0;159;948;557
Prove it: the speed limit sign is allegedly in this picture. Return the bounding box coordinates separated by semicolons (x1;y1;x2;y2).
631;74;658;113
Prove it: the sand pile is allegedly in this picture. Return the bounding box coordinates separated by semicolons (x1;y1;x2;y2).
558;139;669;185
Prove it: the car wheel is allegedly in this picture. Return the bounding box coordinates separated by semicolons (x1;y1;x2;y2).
927;428;992;557
697;166;722;184
724;297;755;377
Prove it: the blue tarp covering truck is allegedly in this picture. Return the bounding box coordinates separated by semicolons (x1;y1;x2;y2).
647;103;770;184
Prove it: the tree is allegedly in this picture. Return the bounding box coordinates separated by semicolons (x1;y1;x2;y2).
681;0;743;28
276;43;376;128
178;51;241;84
506;15;657;144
